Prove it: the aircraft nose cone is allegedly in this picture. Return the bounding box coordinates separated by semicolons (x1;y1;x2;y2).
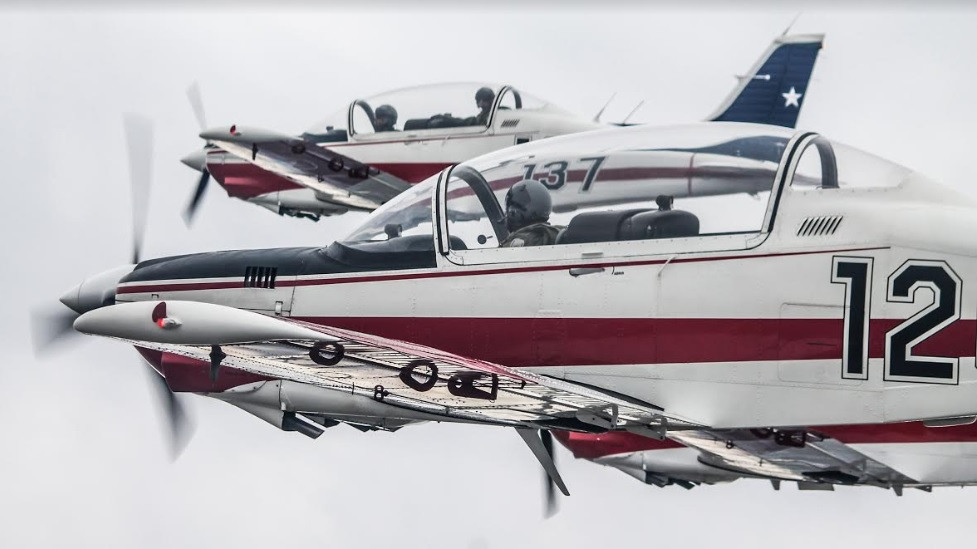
181;149;207;172
59;283;83;314
59;264;137;315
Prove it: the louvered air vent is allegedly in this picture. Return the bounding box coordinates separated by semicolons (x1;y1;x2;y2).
500;119;520;128
796;215;843;237
244;266;278;289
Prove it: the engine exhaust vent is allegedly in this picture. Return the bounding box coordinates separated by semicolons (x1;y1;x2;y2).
796;215;843;237
244;266;278;289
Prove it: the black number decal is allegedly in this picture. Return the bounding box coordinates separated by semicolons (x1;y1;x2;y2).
580;156;606;192
521;157;605;191
884;260;961;384
832;257;873;380
539;161;568;189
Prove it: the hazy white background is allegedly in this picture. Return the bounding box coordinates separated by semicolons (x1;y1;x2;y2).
3;4;977;547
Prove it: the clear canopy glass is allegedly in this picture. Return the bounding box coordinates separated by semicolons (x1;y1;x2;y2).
444;123;794;249
793;138;912;189
342;122;926;253
302;107;350;143
307;82;567;138
343;177;435;243
343;122;796;248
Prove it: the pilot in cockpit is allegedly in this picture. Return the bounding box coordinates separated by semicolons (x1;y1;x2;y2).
468;87;495;126
656;195;673;211
374;104;398;132
500;180;562;247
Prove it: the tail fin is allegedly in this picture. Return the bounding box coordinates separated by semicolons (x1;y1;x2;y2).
706;33;824;128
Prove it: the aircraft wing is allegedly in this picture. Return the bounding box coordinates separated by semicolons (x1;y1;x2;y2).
667;428;918;488
587;426;931;490
200;126;411;211
74;300;691;430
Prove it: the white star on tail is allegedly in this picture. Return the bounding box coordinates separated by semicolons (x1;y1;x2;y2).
782;86;803;108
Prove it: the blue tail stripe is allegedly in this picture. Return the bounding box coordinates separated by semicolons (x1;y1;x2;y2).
712;40;822;128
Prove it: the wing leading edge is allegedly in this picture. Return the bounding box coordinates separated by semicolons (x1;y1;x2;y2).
76;300;946;493
199;126;411;211
75;300;696;431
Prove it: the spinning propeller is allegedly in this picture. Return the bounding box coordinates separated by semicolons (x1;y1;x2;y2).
125;113;153;265
541;429;560;517
31;113;195;459
516;427;568;518
182;82;211;225
29;306;82;355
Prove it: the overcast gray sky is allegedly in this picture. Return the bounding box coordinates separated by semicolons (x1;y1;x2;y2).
4;5;977;548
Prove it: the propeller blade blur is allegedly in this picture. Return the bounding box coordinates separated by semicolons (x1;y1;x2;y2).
541;429;558;518
142;360;194;460
515;427;567;518
187;81;207;131
123;113;153;264
29;306;81;355
183;170;210;226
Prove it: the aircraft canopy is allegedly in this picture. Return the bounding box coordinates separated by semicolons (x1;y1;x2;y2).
343;123;914;250
306;83;566;140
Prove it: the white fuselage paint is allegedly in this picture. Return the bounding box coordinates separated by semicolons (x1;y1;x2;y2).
118;171;977;431
119;120;977;437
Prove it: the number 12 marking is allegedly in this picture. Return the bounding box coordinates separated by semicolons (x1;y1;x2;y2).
884;260;961;385
832;257;873;380
833;256;962;385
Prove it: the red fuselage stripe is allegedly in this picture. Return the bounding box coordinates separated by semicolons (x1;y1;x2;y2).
206;161;452;198
206;163;301;197
554;421;977;460
288;316;975;367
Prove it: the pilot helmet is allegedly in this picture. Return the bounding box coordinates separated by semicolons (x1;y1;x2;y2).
655;195;674;211
505;179;552;232
375;104;398;125
475;86;495;105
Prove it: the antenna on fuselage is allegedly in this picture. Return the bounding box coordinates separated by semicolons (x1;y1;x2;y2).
621;100;646;125
782;12;802;35
593;92;617;123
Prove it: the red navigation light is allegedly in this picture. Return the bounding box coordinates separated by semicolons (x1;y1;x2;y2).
151;302;167;328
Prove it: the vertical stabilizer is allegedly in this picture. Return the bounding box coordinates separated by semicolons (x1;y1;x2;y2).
707;34;824;128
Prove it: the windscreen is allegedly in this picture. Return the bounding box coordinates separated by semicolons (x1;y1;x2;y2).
444;123;796;250
793;138;912;189
343;177;435;243
303;108;349;142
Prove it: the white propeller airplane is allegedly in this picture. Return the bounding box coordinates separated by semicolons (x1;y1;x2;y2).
46;119;977;511
178;33;823;222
